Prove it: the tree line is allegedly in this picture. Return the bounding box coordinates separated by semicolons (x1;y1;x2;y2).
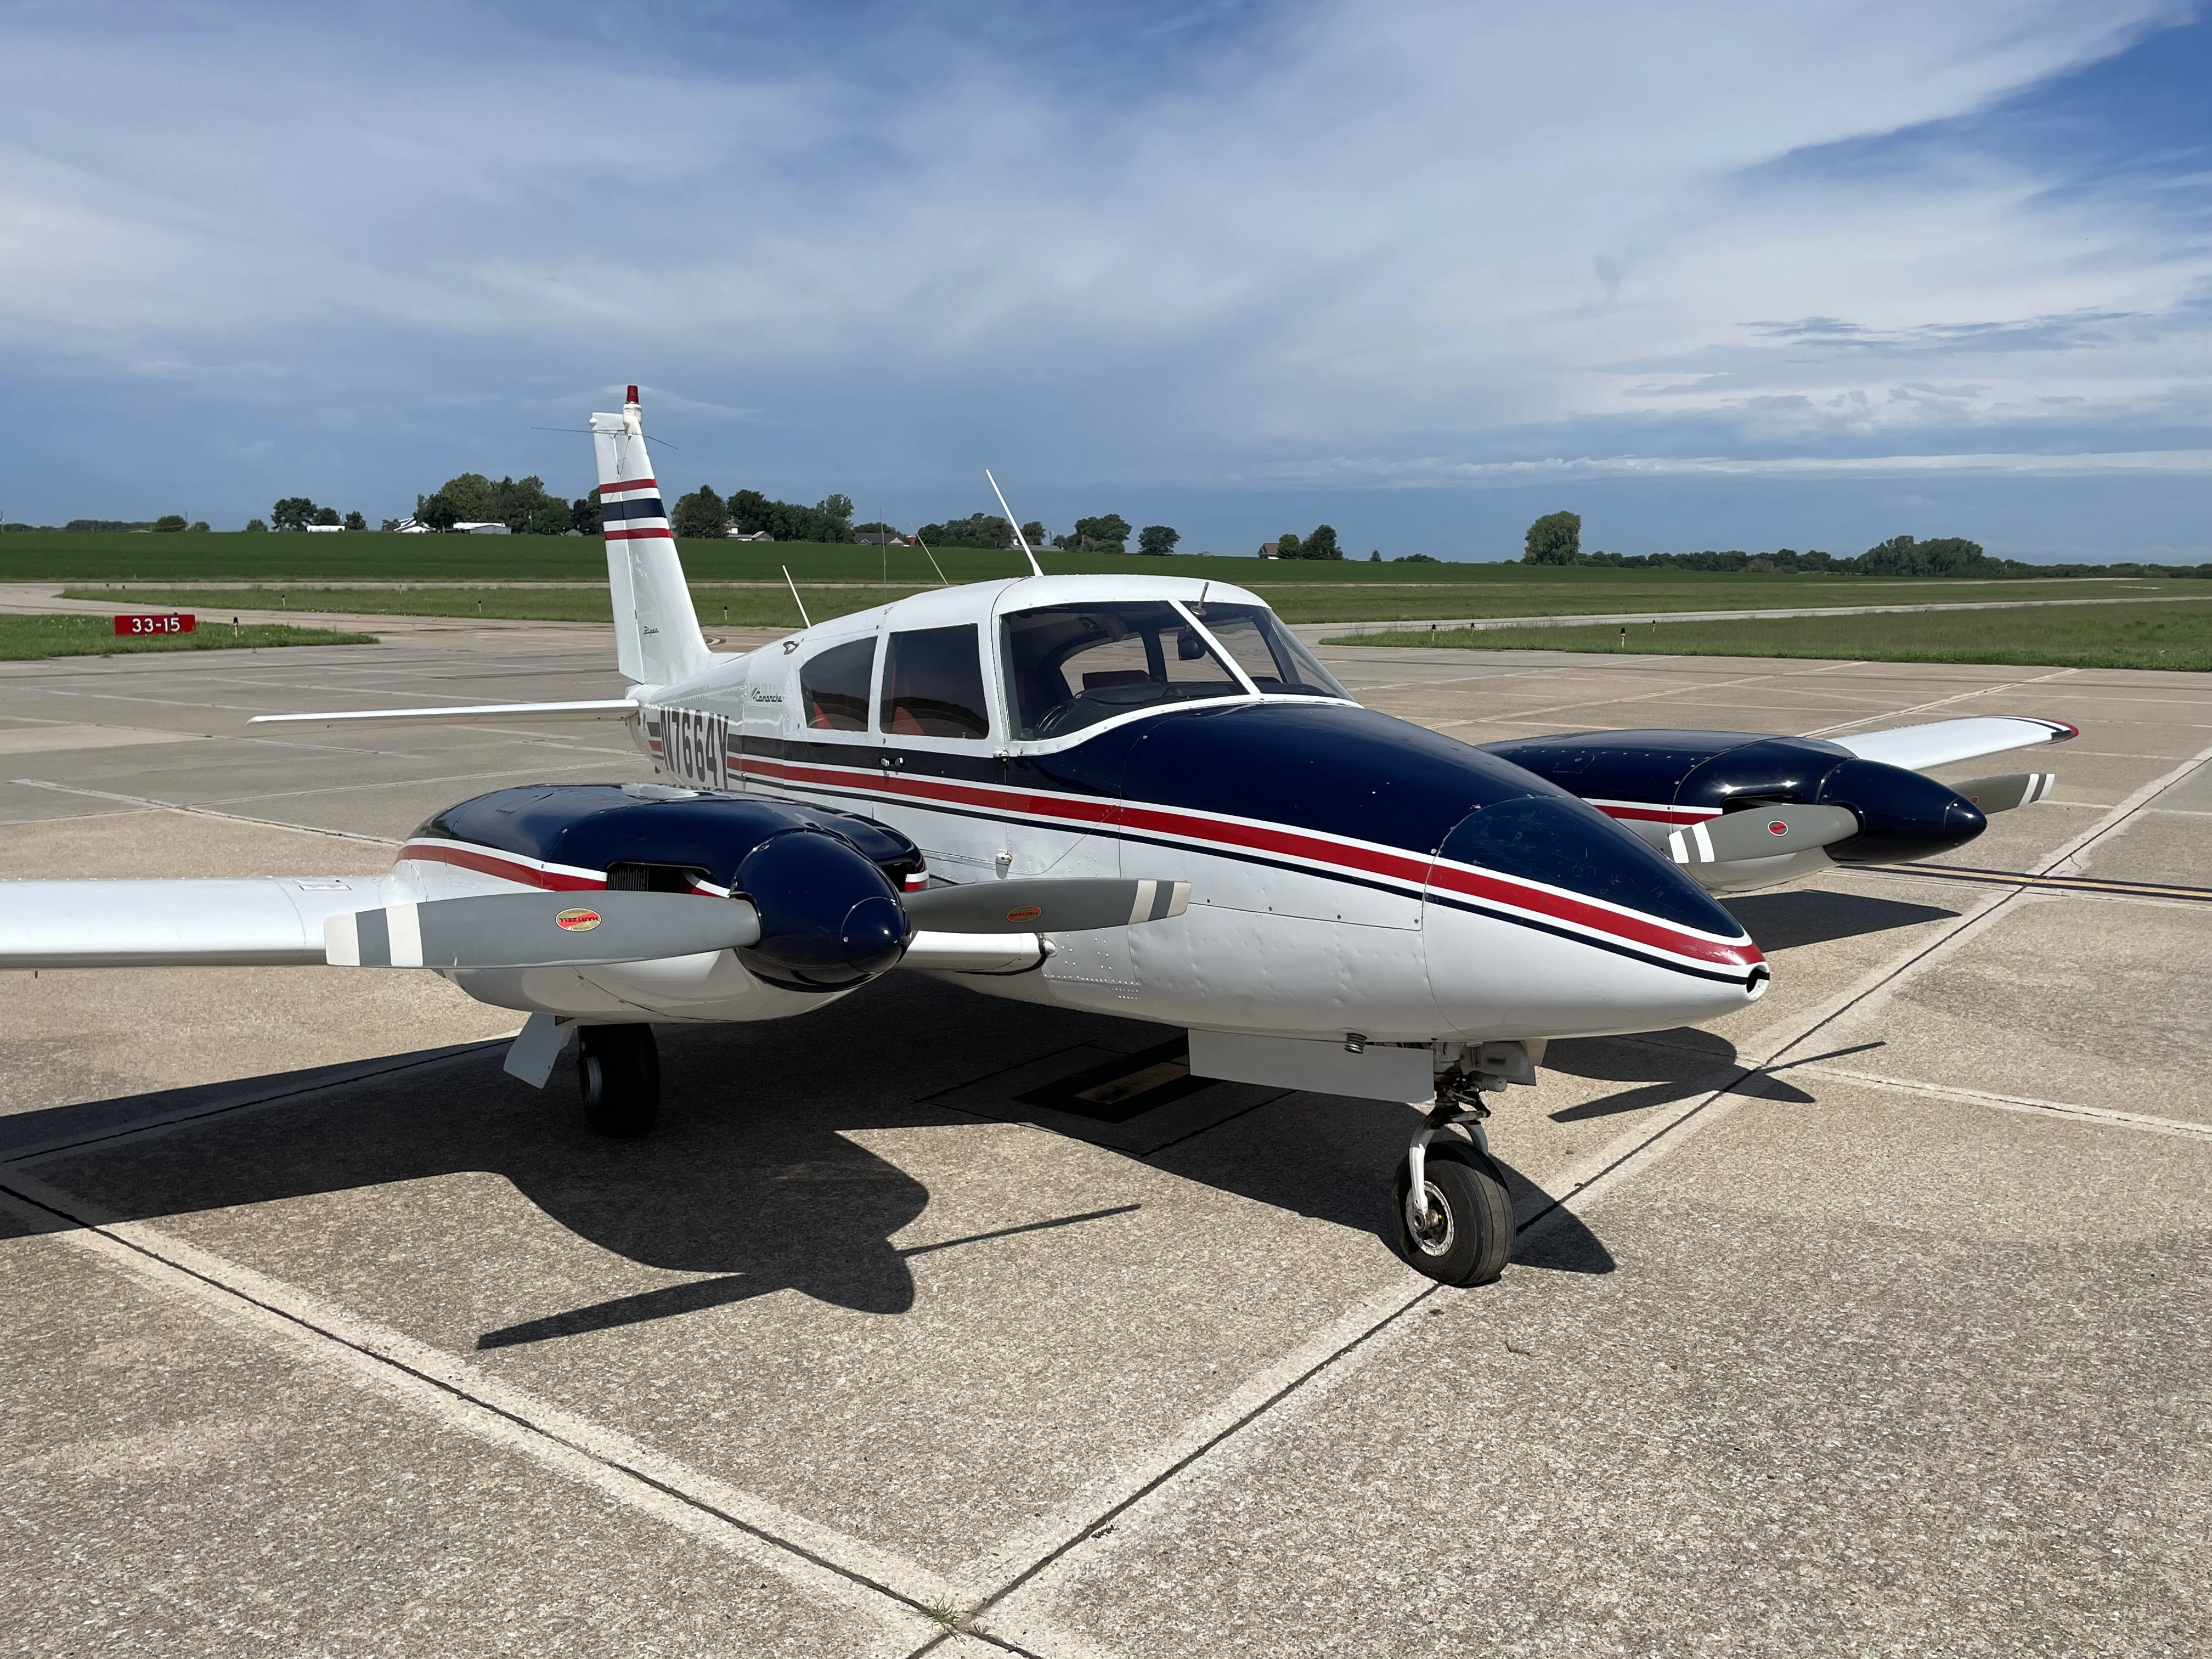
1271;524;1344;560
669;487;856;543
1519;511;2212;579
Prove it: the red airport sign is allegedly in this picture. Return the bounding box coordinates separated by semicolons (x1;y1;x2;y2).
114;613;196;636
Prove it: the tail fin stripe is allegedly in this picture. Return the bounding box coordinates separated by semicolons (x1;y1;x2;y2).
592;391;710;685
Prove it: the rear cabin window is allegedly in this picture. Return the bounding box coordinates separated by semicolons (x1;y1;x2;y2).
800;638;876;732
880;625;991;740
1001;602;1245;740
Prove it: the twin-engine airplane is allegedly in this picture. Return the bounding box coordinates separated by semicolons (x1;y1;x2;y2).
0;390;2076;1287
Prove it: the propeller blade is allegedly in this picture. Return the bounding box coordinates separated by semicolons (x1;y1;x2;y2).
1950;772;2056;814
1664;804;1861;866
326;890;760;969
902;877;1190;933
1611;816;1680;851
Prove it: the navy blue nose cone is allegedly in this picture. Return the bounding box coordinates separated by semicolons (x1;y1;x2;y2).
1815;759;1988;864
735;830;912;990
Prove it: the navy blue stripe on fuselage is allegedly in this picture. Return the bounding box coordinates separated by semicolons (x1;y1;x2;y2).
735;761;1753;983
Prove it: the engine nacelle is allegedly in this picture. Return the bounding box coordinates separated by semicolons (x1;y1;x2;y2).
735;828;912;990
1812;759;1987;864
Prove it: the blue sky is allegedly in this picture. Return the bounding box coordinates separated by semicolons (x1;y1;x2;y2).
2;1;2207;560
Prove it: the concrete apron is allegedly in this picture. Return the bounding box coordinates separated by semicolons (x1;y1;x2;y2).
1;642;2207;1655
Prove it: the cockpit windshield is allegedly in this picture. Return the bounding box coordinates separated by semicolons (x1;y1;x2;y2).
1001;602;1246;741
1186;602;1352;701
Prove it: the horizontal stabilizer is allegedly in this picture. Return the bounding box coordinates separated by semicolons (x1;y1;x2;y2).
1951;772;2057;814
0;877;391;969
902;877;1190;934
328;890;760;970
1830;716;2076;772
1666;804;1861;866
251;699;637;729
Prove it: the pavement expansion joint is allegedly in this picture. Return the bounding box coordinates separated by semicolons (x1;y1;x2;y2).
1787;1065;2212;1141
0;1042;507;1167
0;1170;959;1652
1864;862;2212;903
1752;735;2212;1076
8;778;403;844
7;642;2207;1654
1797;666;2083;737
984;726;2212;1639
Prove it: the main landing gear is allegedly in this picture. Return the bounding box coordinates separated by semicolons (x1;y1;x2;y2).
577;1023;660;1138
1391;1073;1516;1287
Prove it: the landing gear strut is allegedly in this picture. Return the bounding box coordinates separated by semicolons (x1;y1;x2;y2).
577;1023;659;1138
1391;1101;1513;1286
1392;1047;1531;1285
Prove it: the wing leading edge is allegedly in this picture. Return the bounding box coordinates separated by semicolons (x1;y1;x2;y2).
0;877;398;969
1829;716;2076;772
249;699;639;729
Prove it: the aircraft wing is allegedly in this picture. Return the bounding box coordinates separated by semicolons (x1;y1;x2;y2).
0;877;397;969
250;699;638;729
1828;716;2076;772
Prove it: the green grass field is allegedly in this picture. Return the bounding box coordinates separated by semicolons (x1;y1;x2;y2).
9;530;2200;618
61;585;917;628
58;570;2208;630
0;614;376;662
1327;599;2212;671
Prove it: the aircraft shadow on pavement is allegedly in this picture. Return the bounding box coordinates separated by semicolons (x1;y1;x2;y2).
1541;1029;1816;1125
1723;887;1958;952
0;977;1732;1338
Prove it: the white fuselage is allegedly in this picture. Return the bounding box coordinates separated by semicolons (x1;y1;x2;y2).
419;575;1767;1051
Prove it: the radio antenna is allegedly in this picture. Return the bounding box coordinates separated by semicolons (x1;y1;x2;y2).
986;469;1043;578
782;566;812;629
911;527;951;588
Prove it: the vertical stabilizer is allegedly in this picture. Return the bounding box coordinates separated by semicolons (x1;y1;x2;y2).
590;387;712;686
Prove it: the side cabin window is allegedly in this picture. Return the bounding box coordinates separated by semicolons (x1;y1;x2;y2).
1001;601;1244;741
881;625;991;740
800;638;876;732
1186;602;1353;701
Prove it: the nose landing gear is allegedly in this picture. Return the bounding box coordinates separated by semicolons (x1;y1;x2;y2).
1392;1042;1537;1285
577;1023;660;1137
1391;1100;1513;1285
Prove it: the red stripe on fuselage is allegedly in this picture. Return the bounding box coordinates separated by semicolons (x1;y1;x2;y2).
733;753;1758;970
401;840;605;892
604;527;675;541
598;477;659;494
1591;800;1722;826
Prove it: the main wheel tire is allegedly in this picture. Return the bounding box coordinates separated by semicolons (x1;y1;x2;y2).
577;1024;660;1138
1391;1139;1513;1286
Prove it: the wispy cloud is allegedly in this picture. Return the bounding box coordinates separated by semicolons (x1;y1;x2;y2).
0;0;2205;557
1257;449;2212;487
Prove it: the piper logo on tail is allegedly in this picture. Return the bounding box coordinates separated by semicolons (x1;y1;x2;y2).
555;908;602;932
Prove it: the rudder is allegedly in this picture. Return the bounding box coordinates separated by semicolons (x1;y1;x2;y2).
590;386;712;686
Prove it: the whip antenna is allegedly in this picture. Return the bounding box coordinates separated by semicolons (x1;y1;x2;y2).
911;527;951;588
782;566;811;629
986;470;1043;578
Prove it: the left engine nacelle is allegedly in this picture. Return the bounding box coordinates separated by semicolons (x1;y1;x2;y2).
734;828;912;990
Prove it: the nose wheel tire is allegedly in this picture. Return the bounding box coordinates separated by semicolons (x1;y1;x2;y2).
1391;1139;1513;1286
577;1023;660;1138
